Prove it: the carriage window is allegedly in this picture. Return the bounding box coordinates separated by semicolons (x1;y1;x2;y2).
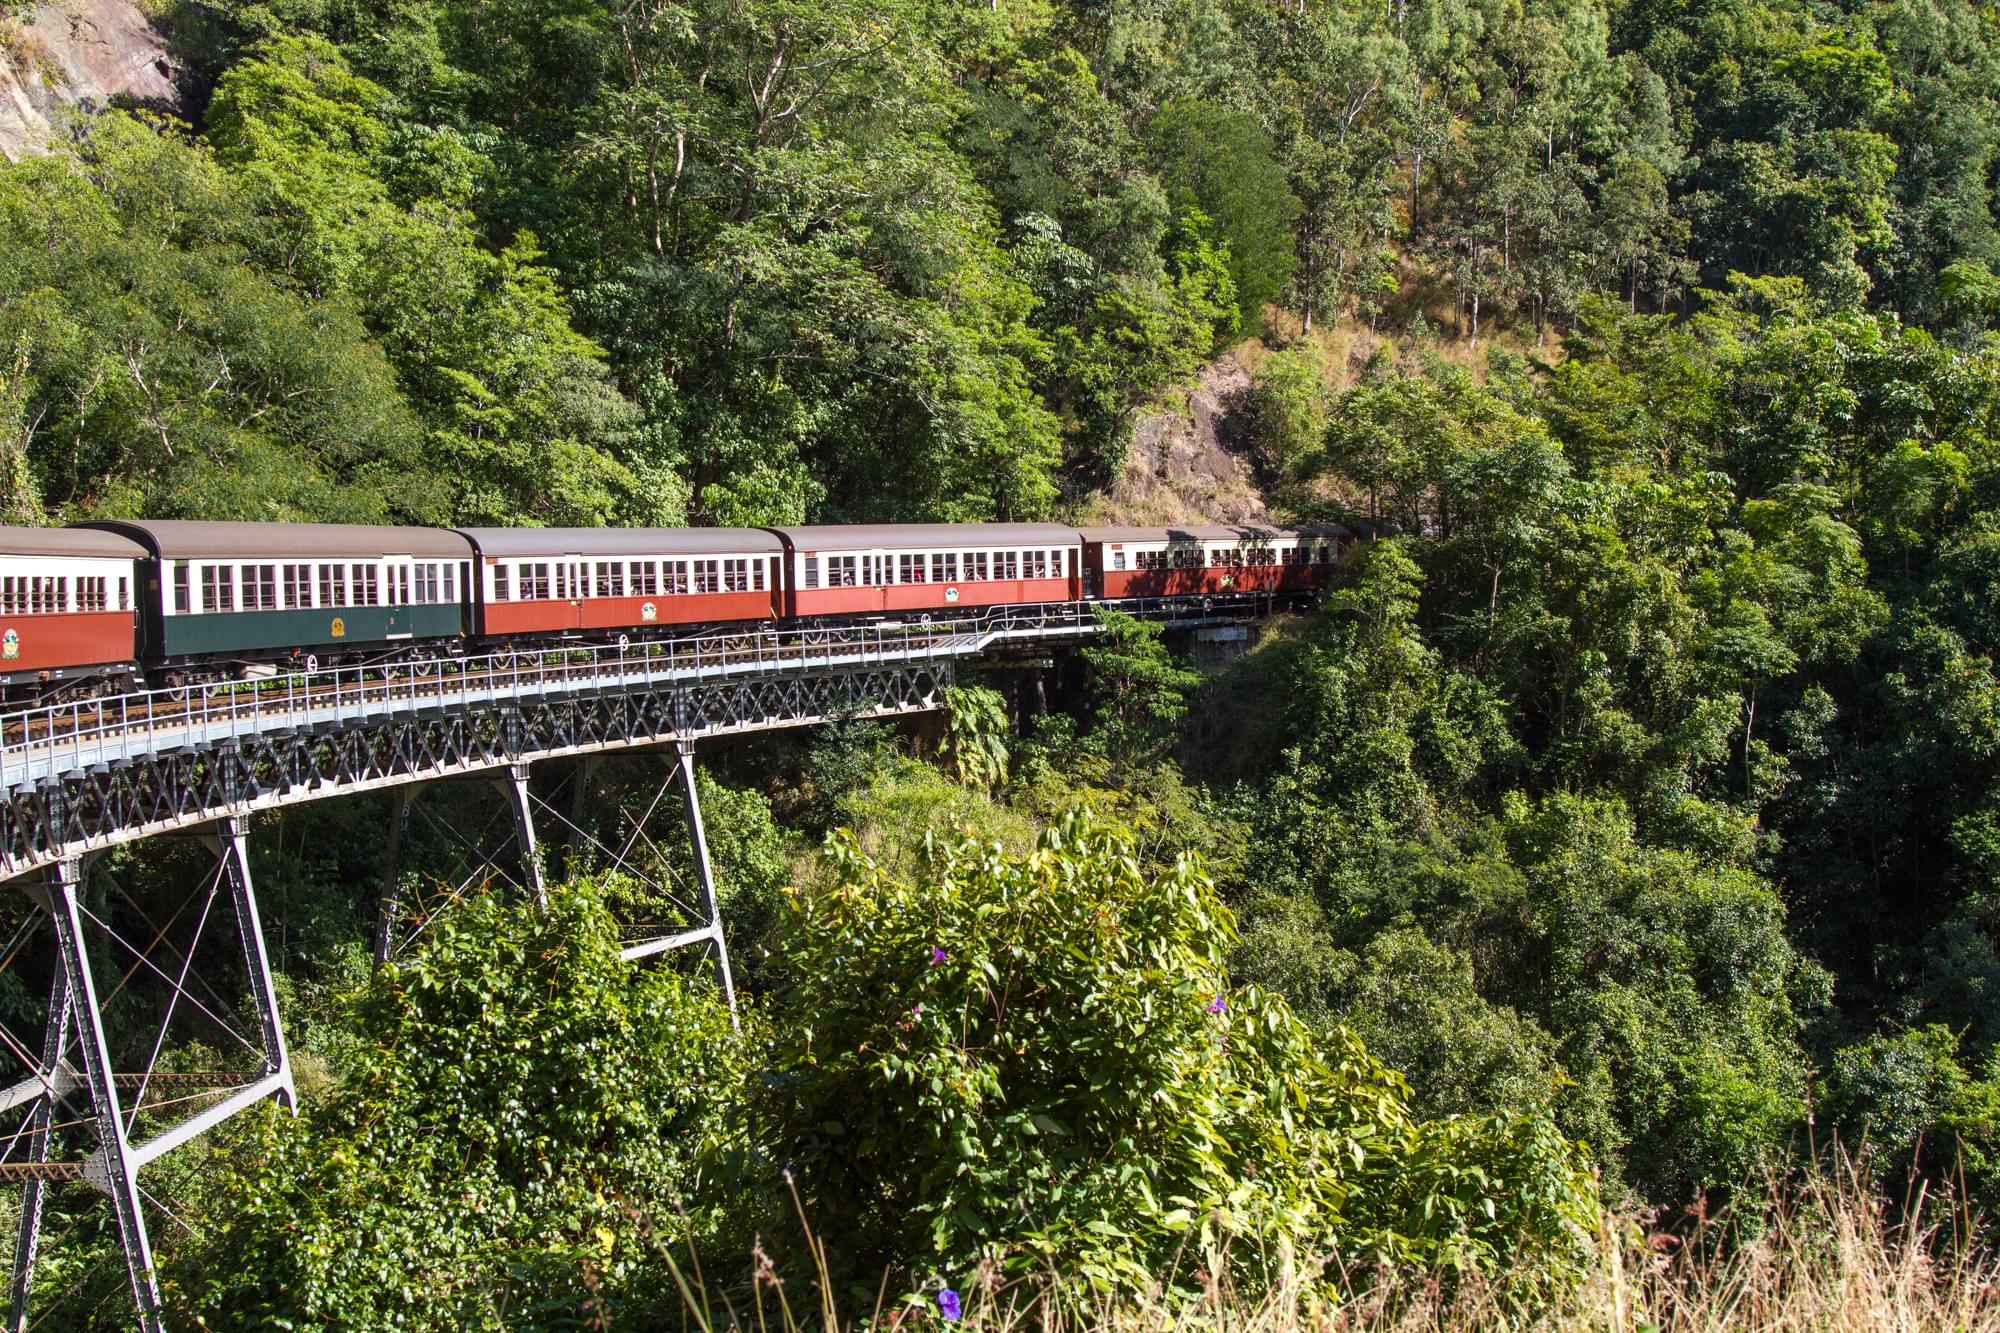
201;565;235;613
902;554;928;583
446;564;459;601
172;563;190;613
75;577;104;611
118;576;130;611
319;564;344;607
1112;551;1127;571
724;558;749;592
1171;547;1201;569
492;565;510;601
693;559;719;594
636;561;661;596
754;559;768;592
284;564;312;608
521;563;550;600
1318;543;1333;563
827;555;857;587
357;564;380;605
963;552;986;581
1025;550;1048;580
803;556;819;590
239;565;276;611
657;561;681;595
1;577;17;615
993;550;1015;580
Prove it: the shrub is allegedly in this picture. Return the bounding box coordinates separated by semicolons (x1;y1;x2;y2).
758;813;1599;1305
171;880;747;1327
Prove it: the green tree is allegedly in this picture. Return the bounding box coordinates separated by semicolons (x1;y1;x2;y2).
172;881;747;1326
1246;346;1328;479
1144;98;1302;333
945;683;1012;791
761;813;1598;1299
1081;606;1204;765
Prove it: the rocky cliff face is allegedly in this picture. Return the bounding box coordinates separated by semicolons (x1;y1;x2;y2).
0;1;181;161
1092;351;1269;526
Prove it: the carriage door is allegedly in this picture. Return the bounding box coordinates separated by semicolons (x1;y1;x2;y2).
558;558;585;631
384;556;414;638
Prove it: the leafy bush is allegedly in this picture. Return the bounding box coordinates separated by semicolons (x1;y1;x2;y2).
757;813;1598;1304
1825;1024;2000;1204
171;880;747;1327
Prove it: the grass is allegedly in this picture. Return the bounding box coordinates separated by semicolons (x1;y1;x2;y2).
671;1156;2000;1332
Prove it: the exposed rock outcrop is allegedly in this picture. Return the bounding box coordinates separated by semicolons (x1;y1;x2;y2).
0;1;181;162
1092;350;1268;526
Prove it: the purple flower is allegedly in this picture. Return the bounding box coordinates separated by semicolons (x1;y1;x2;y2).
937;1289;962;1322
930;946;948;965
1208;993;1227;1015
912;1003;923;1019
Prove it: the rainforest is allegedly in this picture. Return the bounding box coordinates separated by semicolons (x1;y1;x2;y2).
7;0;2000;1326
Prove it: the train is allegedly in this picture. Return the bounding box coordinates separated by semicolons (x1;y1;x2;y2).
0;519;1353;702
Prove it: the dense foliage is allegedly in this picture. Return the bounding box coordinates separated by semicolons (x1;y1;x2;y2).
761;815;1594;1298
11;0;2000;526
17;0;2000;1323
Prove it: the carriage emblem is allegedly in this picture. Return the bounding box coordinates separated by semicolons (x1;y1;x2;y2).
641;602;658;622
330;617;346;638
945;587;959;603
2;630;17;660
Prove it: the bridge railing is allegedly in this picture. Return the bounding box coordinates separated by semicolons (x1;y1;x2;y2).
0;601;1109;790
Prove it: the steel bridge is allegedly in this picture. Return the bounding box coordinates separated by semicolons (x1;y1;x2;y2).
0;596;1276;1330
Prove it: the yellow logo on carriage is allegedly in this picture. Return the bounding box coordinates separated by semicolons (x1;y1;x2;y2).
944;586;959;603
330;617;346;638
2;630;17;660
641;602;658;622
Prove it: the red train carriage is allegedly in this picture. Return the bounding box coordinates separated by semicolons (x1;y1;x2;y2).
0;527;144;698
768;524;1081;620
1079;524;1349;600
458;528;784;640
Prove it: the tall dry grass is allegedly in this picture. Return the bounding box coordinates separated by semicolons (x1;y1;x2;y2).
671;1157;2000;1333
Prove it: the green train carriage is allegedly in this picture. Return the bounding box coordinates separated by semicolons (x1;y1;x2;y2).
75;521;474;682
